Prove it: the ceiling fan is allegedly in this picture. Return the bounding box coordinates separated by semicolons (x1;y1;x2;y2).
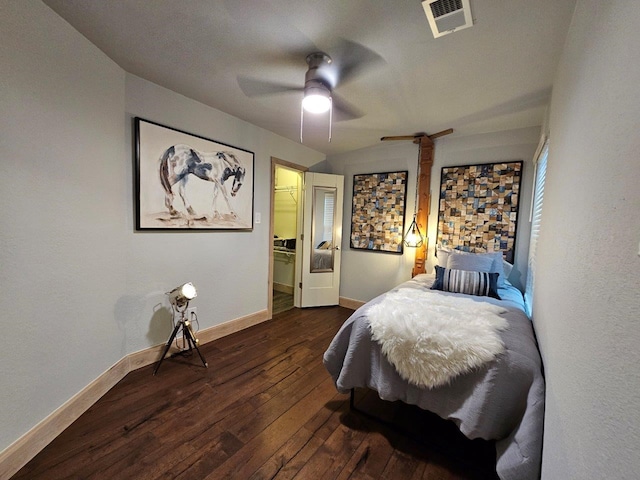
237;39;384;124
380;129;454;142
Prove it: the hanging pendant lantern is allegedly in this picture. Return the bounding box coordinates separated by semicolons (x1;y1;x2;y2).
403;213;424;248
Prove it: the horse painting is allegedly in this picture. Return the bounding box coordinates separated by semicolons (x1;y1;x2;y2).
158;144;246;219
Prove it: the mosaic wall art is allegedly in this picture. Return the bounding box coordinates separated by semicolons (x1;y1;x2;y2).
436;162;523;262
350;171;407;254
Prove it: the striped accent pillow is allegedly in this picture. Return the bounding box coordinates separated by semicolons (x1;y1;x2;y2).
432;266;501;299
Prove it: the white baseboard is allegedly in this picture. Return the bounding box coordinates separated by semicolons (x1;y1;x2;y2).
197;309;270;344
0;309;269;479
339;296;365;310
0;358;129;480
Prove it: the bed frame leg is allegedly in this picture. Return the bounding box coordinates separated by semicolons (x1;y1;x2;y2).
349;388;364;414
346;388;489;475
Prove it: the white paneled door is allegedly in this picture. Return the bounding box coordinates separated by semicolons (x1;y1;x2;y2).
299;172;344;307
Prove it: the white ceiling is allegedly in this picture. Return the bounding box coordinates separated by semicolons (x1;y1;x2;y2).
42;0;576;156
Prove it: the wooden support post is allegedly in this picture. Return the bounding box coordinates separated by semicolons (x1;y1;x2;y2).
412;135;434;277
380;128;451;277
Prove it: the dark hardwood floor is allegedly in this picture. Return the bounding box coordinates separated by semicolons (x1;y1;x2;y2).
272;290;294;315
13;306;498;479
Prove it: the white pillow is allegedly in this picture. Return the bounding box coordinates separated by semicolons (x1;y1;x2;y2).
446;250;507;287
435;245;452;267
502;260;514;281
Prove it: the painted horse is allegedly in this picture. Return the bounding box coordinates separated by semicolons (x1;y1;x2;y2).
159;144;246;218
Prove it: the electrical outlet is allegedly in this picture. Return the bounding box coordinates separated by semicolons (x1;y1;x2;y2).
186;306;197;321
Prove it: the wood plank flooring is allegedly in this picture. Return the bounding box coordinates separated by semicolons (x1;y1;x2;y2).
12;306;498;479
272;290;294;315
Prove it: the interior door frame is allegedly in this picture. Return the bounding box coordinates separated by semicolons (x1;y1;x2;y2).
268;157;307;318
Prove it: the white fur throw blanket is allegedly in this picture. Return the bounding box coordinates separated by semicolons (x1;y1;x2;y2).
367;288;508;389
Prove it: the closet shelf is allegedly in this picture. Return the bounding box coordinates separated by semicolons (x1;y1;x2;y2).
274;247;296;256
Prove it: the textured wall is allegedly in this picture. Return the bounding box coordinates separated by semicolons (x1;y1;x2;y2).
0;0;126;452
326;141;420;302
535;1;640;478
123;74;324;355
0;0;325;455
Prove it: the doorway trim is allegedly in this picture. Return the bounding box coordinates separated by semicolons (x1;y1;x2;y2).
268;157;307;318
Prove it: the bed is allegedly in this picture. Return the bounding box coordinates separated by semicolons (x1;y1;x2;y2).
323;254;545;480
312;241;334;271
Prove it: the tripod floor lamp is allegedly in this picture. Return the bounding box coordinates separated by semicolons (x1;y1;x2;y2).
154;282;208;375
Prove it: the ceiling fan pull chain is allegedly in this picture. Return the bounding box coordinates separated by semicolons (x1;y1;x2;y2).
328;98;333;143
300;104;305;143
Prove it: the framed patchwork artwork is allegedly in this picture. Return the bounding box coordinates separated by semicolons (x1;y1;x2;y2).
436;161;523;263
350;171;407;254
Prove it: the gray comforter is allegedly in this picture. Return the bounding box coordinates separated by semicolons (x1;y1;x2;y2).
323;274;545;480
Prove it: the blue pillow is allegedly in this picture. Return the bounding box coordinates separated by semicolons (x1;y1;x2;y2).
447;250;507;288
432;265;501;300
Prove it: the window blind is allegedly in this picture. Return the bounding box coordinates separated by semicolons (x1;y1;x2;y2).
323;192;335;241
524;140;548;317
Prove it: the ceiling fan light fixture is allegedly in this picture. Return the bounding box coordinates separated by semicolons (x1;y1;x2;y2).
302;85;332;114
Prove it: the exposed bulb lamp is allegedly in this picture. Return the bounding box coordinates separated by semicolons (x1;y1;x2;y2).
168;282;197;308
403;214;424;248
154;282;207;375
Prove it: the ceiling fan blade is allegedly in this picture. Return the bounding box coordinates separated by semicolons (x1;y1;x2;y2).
332;39;385;86
380;129;454;141
428;128;454;139
332;93;364;122
380;135;420;141
237;76;302;98
237;39;383;121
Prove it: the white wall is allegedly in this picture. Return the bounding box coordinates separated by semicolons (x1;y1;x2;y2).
326;142;421;302
124;74;324;353
535;1;640;478
327;127;539;302
0;0;126;454
0;0;324;454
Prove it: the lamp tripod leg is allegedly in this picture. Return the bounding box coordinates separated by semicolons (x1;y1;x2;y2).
184;322;208;368
153;321;183;375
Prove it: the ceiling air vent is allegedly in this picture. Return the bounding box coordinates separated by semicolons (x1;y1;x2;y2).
422;0;473;38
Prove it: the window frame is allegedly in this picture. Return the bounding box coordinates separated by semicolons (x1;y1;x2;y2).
524;138;549;317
